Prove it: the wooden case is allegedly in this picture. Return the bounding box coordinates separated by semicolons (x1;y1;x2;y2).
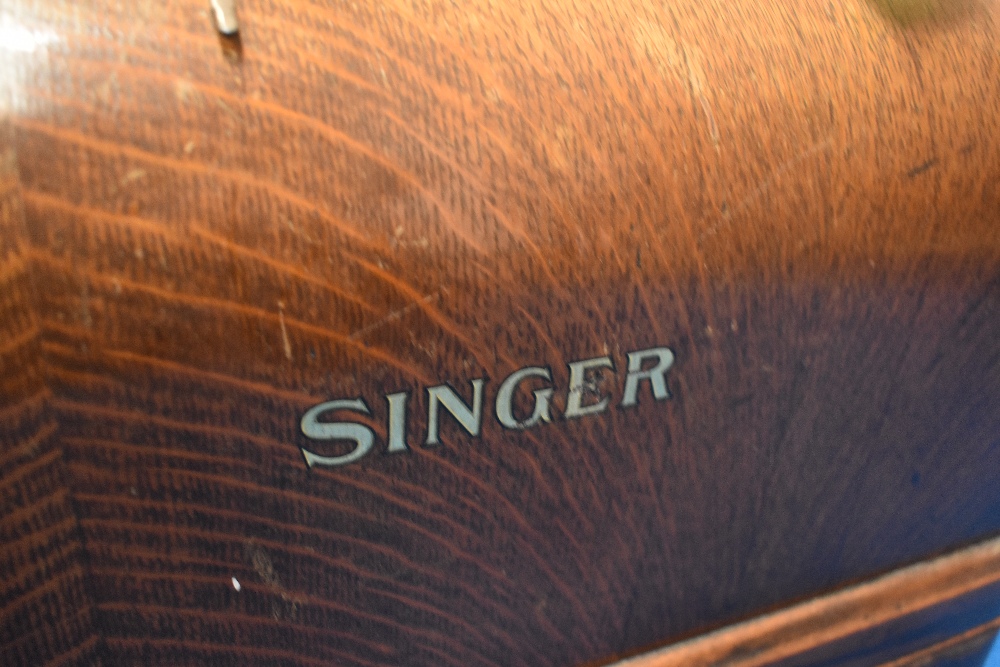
2;0;999;664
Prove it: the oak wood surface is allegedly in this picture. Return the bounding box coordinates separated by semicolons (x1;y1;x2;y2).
611;533;1000;667
0;120;98;665
2;0;1000;664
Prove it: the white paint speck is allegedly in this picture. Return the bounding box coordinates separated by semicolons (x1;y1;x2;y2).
232;577;241;591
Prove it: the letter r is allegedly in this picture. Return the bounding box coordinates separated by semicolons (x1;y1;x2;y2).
621;347;675;407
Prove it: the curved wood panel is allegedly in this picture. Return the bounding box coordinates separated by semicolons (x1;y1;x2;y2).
2;0;1000;664
0;120;98;665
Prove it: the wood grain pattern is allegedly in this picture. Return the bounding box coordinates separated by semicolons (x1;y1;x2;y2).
0;121;99;665
611;533;1000;667
1;0;1000;664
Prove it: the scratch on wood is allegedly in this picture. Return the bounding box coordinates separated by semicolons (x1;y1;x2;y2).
80;280;92;329
701;137;835;241
277;300;292;360
906;157;939;178
698;94;719;147
349;291;441;340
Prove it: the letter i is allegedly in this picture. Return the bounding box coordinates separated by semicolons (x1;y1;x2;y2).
386;391;410;452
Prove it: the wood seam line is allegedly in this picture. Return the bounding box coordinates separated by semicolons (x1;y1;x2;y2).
608;533;1000;667
880;614;1000;667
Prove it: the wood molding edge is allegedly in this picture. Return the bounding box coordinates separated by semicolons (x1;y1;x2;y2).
609;535;1000;667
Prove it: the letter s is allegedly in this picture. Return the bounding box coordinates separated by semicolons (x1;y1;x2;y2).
300;399;375;468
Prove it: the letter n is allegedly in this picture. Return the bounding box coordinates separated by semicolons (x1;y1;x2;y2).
425;380;485;446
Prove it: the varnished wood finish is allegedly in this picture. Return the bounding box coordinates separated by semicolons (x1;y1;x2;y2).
0;121;98;665
883;618;1000;667
611;534;1000;667
2;0;1000;664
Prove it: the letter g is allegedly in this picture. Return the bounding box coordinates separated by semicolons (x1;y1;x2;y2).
496;367;554;430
